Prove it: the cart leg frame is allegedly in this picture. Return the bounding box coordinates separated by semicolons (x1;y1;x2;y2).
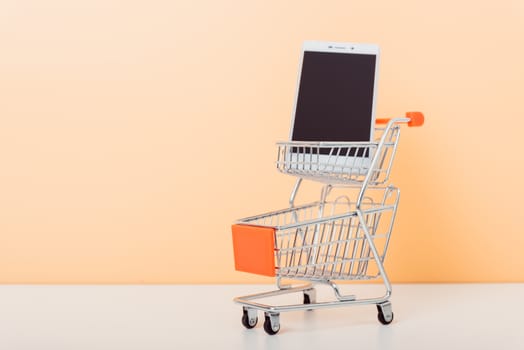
235;272;393;335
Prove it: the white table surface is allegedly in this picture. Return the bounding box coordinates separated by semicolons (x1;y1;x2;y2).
0;284;521;350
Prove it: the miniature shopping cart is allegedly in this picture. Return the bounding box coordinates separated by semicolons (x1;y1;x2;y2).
231;112;424;335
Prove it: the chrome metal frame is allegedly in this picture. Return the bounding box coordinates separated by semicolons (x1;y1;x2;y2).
234;118;410;333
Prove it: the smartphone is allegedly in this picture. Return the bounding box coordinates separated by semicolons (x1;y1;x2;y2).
289;41;380;171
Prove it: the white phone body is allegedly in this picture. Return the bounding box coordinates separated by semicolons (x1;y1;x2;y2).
288;41;381;175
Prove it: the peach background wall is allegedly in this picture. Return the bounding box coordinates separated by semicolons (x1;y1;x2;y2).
1;0;523;283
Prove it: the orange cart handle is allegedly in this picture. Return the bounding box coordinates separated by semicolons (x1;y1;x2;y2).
376;111;424;127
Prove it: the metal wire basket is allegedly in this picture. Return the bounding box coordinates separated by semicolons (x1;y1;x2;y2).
234;186;399;282
276;124;401;185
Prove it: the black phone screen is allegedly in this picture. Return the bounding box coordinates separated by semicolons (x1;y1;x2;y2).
292;51;377;144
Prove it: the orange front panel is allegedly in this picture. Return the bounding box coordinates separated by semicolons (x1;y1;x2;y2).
231;224;276;277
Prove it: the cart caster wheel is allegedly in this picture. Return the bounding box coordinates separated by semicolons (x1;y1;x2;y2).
303;288;316;305
378;311;394;325
263;313;280;335
303;294;311;304
377;302;394;325
241;308;258;329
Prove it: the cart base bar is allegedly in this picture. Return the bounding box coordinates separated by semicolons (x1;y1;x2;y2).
234;281;393;334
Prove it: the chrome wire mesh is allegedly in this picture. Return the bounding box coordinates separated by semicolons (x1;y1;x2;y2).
237;187;399;281
276;125;401;185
